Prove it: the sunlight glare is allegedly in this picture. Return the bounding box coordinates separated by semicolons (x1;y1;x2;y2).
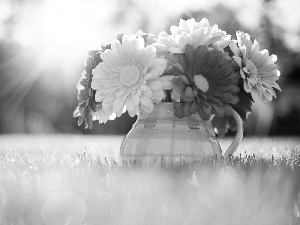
36;0;89;59
14;0;116;63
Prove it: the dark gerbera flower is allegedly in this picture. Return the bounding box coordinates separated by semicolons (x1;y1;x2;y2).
173;44;240;120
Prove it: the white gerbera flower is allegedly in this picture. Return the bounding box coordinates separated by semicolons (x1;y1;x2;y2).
91;34;170;117
155;18;231;54
90;108;114;124
230;31;281;103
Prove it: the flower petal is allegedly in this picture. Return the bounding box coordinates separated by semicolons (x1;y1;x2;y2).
147;58;167;78
250;88;261;102
140;95;154;113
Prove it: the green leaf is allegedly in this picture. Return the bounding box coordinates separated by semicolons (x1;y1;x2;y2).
88;116;93;129
78;115;84;126
79;106;85;115
78;99;86;106
73;106;80;118
232;85;253;121
84;117;89;129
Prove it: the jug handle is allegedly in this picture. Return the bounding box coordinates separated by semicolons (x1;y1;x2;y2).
223;108;243;159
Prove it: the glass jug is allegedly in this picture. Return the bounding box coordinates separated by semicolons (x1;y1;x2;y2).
120;102;243;162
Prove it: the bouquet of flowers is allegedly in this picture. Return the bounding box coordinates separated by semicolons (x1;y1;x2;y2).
73;18;281;136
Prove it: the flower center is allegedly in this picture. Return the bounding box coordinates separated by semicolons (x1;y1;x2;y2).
119;66;141;87
194;75;209;92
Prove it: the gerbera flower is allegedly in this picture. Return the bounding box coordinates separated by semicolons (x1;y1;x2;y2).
230;31;281;103
91;34;171;117
90;108;114;124
173;45;239;120
154;18;231;54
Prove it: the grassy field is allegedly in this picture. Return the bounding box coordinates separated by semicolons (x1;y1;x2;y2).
1;134;300;225
0;134;123;157
1;134;299;156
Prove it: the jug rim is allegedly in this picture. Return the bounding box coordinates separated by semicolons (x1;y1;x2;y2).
140;102;206;122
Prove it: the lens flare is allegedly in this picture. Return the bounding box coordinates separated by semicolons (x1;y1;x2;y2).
13;0;116;63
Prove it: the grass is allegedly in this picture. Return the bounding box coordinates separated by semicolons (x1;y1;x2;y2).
1;135;300;225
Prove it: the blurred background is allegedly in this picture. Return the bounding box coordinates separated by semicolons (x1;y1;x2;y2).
0;0;299;136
